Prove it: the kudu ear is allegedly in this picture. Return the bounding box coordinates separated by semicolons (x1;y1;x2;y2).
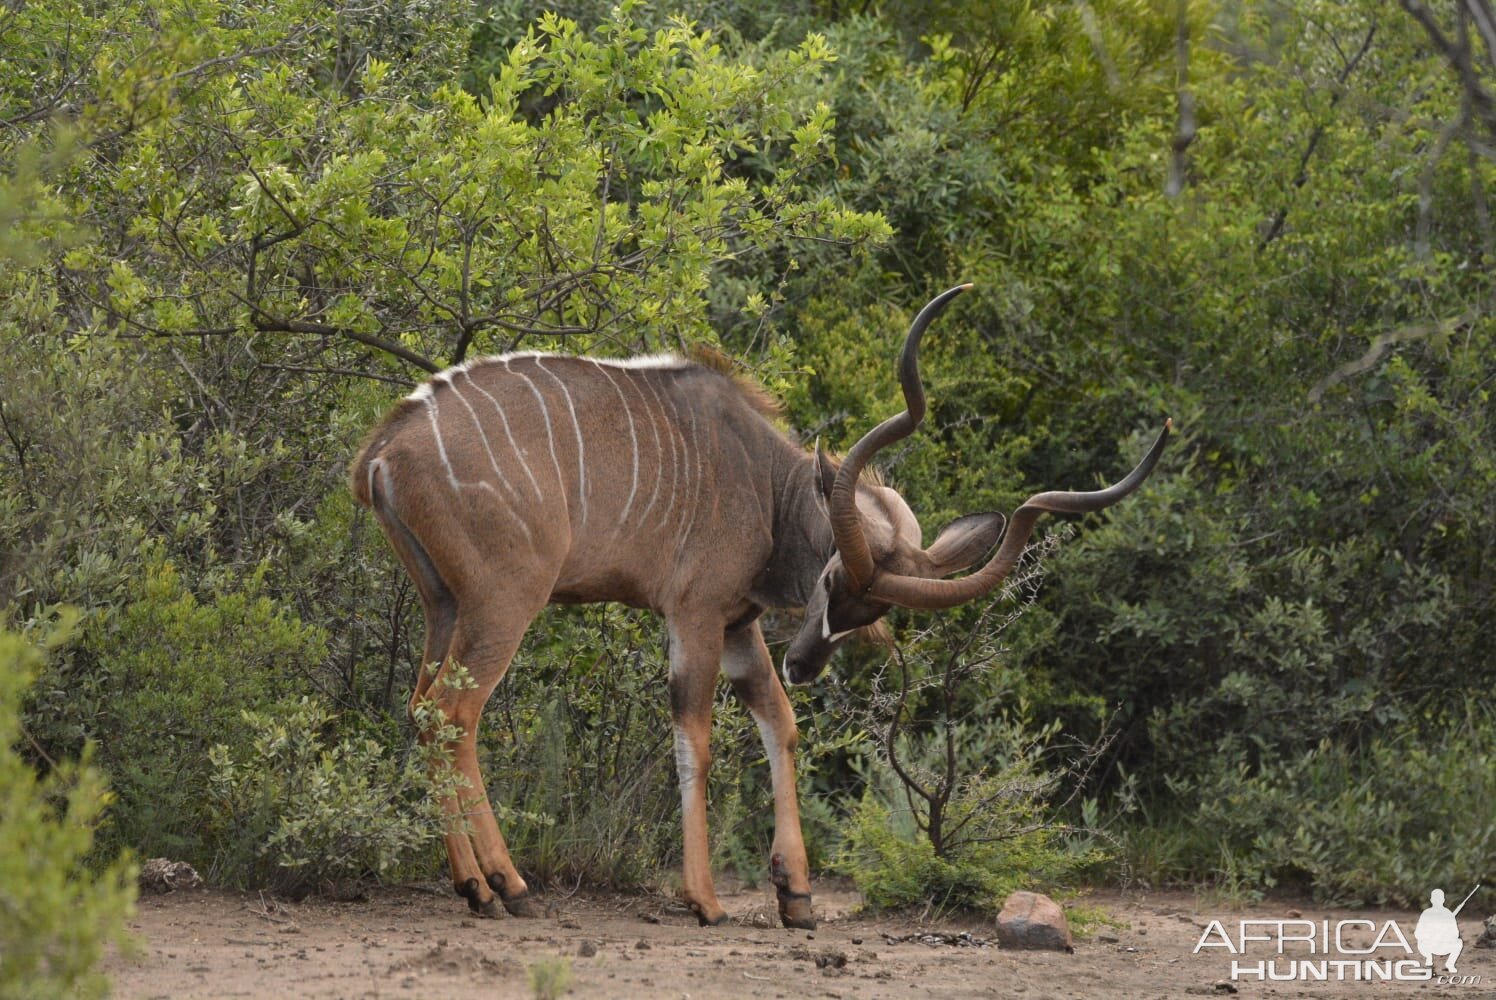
924;512;1007;577
813;442;837;504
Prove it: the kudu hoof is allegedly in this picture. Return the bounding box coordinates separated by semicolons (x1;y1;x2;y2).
455;878;501;919
693;906;731;928
777;890;817;930
502;890;545;919
486;874;545;918
770;852;816;929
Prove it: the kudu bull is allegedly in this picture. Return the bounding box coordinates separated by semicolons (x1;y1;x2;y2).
350;284;1169;929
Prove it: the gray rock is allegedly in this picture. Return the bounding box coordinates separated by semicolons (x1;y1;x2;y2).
995;891;1074;953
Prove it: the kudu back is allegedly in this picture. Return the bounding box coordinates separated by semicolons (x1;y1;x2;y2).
350;284;1170;928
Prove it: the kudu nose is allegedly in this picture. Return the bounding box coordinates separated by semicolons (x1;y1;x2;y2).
781;649;829;687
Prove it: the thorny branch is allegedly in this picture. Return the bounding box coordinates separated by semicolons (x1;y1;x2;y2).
874;529;1098;858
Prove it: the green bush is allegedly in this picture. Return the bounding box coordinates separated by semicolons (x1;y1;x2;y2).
833;722;1107;913
0;620;136;1000
830;586;1109;913
207;697;461;895
26;552;327;865
1135;702;1496;907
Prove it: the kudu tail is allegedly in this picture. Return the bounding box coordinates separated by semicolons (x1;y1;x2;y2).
349;398;422;508
349;441;378;509
354;438;456;618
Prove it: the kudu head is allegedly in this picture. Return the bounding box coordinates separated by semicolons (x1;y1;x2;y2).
781;283;1171;685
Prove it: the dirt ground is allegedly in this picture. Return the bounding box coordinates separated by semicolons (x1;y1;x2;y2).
104;879;1491;999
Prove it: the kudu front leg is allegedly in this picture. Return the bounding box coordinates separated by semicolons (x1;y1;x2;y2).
667;622;728;926
723;621;816;930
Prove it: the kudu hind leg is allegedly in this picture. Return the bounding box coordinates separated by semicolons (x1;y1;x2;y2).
426;607;544;919
409;599;454;715
723;622;816;930
368;461;543;917
366;479;454;715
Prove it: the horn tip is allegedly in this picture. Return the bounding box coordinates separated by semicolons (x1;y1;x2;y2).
959;282;974;290
1164;417;1173;431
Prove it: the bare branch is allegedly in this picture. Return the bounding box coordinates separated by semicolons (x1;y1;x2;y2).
885;644;936;809
1258;24;1377;250
1166;0;1196;199
1308;313;1475;403
1404;0;1496;129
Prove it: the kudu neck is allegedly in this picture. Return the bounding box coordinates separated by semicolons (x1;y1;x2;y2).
754;446;837;610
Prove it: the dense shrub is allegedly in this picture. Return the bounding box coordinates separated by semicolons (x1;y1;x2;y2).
207;697;461;894
834;727;1108;913
26;553;325;864
0;621;136;1000
829;560;1110;914
1136;703;1496;906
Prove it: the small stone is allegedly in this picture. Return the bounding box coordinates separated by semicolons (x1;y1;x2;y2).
577;940;598;958
1097;933;1120;944
635;939;651;950
851;937;863;946
994;892;1073;953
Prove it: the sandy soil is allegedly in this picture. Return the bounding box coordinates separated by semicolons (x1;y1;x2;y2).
104;880;1491;999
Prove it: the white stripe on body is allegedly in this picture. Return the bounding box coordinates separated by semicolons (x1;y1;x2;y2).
534;356;588;528
591;359;640;526
503;357;570;524
662;385;703;553
637;373;681;532
417;388;529;539
447;350;691;375
475;350;690;371
459;369;544;502
630;371;669;525
446;379;526;507
422;385;460;492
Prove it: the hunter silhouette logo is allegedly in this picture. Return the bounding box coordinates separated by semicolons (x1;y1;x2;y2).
1416;886;1479;974
1193;883;1484;985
